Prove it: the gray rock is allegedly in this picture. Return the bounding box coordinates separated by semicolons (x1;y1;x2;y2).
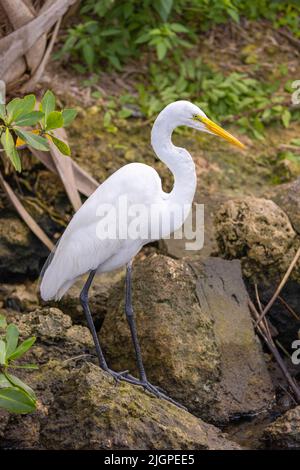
193;257;275;422
101;254;274;423
0;309;240;450
262;406;300;449
0;212;48;280
270;177;300;234
214;197;298;281
0;282;39;312
0;360;242;450
39;362;241;450
3;307;95;365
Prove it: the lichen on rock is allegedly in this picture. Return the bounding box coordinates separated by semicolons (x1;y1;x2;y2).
101;254;274;423
214;197;298;281
39;363;241;450
262;405;300;449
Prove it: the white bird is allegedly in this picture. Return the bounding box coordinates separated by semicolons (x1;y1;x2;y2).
40;100;244;407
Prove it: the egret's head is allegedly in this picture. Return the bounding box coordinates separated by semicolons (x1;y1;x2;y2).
160;100;245;149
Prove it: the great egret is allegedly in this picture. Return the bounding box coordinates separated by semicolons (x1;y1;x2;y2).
40;100;244;407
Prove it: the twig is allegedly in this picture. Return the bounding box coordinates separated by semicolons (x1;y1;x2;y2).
278;29;300;51
275;340;291;360
277;383;298;406
21;18;62;93
0;170;54;250
248;299;300;403
62;354;92;363
278;144;300;152
255;246;300;327
278;295;300;322
0;0;77;78
254;283;271;339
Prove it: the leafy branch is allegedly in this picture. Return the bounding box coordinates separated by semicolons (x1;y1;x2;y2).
0;90;77;172
0;314;38;414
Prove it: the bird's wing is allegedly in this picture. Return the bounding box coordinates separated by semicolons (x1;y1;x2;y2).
40;163;163;300
40;222;122;300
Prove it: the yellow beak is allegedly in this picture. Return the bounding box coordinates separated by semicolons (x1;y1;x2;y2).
195;115;246;149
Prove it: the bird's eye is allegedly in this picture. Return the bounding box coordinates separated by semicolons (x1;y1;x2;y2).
192;114;202;122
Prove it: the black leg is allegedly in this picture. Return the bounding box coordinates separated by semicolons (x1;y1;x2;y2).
80;266;186;410
125;261;147;382
124;261;187;410
80;270;138;385
80;270;108;370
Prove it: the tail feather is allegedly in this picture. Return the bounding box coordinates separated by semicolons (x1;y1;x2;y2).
40;246;76;301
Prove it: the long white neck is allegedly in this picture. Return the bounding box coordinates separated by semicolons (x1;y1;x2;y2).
151;115;197;207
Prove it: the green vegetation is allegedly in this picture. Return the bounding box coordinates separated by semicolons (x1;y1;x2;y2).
0;90;77;172
0;314;37;414
60;0;300;69
57;1;300;139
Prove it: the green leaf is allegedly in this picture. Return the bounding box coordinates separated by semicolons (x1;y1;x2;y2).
0;104;6;121
14;111;44;127
154;0;173;21
5;373;36;400
62;108;77;127
156;41;167;60
41;90;55;122
48;135;71;156
1;128;22;172
0;387;36;414
9;363;38;370
0;374;11;388
170;23;189;33
7;336;36;361
82;42;95;70
45;111;64;131
228;9;240;23
14;129;49;151
5;324;19;358
6;95;35;123
282;109;291;128
108;54;121;70
0;340;6;365
0;314;7;329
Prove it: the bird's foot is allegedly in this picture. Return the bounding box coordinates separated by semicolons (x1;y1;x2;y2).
142;381;187;410
104;368;131;384
103;369;186;410
121;373;187;410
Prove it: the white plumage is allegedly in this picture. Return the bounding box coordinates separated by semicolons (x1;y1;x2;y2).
40;163;163;300
40;100;244;301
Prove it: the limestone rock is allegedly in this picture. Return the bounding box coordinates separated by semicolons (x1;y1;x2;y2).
270;177;300;234
262;406;300;449
193;257;274;422
0;282;39;312
101;254;274;423
38;363;241;450
214;197;298;280
3;307;94;365
0;212;48;280
0;358;241;449
0;410;9;438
